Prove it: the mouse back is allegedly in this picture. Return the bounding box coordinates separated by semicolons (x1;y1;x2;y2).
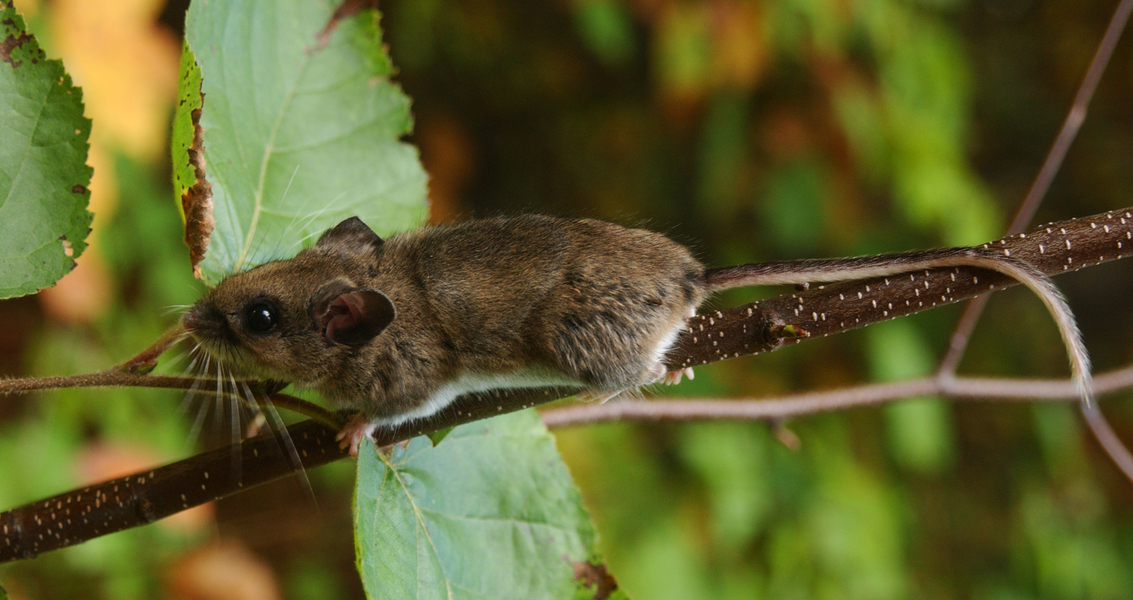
389;215;707;390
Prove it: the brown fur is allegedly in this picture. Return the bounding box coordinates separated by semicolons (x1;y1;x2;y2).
184;215;706;421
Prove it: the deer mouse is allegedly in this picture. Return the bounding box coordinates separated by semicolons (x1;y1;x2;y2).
182;215;1089;456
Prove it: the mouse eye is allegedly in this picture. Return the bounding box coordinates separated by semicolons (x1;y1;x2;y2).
244;300;279;334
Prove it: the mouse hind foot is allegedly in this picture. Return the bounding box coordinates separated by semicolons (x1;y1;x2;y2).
337;413;378;457
646;358;693;386
660;367;694;385
652;308;697;386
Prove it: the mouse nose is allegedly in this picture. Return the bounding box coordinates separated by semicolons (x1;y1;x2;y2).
181;302;223;336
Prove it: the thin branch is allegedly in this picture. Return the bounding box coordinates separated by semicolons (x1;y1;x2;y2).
0;419;348;563
0;371;204;394
115;324;187;373
0;372;341;430
938;0;1133;376
262;393;344;430
540;364;1133;429
1012;0;1132;233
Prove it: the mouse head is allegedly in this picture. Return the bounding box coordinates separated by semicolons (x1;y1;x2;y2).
182;217;396;385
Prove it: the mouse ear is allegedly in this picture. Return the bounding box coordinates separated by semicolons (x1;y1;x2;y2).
316;217;383;255
314;288;396;346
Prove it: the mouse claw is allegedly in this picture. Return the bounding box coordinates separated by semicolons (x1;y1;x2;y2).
337;414;377;457
662;367;694;385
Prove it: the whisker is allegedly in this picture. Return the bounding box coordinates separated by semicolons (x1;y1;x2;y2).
283;189;354;254
262;395;318;507
161;347;194;370
162;304;193;316
211;361;224;444
239;380;266;437
186;358;211;446
178;353;204;416
228;371;243;484
245;164;308;267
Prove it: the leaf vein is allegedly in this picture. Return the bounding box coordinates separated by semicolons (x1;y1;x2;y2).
238;44;310;270
380;449;457;600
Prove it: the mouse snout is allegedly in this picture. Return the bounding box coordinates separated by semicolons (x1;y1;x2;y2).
181;302;225;338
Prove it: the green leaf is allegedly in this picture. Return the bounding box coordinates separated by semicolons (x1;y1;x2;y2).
184;0;428;282
425;426;452;446
171;38;202;214
171;39;211;277
355;410;615;600
0;1;92;299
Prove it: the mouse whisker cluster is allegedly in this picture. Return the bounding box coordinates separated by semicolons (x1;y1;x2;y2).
181;351;211;444
178;343;244;443
161;304;194;317
259;391;317;503
179;329;317;494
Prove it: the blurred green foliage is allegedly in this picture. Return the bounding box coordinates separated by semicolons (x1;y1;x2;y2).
2;0;1133;598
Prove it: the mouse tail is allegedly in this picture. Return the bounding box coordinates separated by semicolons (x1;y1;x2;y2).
706;248;1133;482
702;262;813;290
701;249;973;291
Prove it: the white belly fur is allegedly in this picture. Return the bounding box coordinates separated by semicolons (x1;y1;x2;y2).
375;365;585;427
651;321;685;373
374;319;689;428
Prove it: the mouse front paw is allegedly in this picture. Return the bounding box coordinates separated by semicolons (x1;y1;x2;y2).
336;413;378;457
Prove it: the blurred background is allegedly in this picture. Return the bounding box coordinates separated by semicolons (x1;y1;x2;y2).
2;0;1133;598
